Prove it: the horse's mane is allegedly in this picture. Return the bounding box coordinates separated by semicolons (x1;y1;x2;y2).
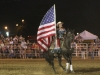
63;29;75;49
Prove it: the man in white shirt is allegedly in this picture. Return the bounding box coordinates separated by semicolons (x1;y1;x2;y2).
21;40;27;49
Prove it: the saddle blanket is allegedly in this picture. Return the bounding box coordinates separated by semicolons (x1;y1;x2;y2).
51;48;62;54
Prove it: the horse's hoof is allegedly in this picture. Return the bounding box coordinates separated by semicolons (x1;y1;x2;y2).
60;66;65;71
70;71;75;73
65;70;70;73
54;71;57;74
63;68;66;71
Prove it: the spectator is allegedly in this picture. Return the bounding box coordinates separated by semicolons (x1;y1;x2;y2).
0;34;4;41
9;39;13;45
34;43;39;57
90;44;95;59
0;41;4;48
81;47;85;59
18;44;23;58
31;42;36;57
21;39;27;49
5;36;10;42
13;35;18;44
26;46;32;58
22;48;26;59
40;49;44;58
13;44;18;58
98;48;100;59
4;46;9;58
18;35;23;43
9;47;14;58
26;40;30;45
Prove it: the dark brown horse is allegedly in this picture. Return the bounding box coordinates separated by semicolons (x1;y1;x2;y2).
44;29;75;73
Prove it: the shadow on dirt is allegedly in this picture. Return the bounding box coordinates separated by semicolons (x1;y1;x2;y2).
75;68;100;73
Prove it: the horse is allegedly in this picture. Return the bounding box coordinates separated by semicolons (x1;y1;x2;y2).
44;29;75;73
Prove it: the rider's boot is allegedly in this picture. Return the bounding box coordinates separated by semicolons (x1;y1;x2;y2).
54;53;57;57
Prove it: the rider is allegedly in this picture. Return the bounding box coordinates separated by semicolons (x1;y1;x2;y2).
49;21;66;55
56;21;66;48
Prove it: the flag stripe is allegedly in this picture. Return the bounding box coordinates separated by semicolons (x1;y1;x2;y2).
37;31;55;40
38;29;55;36
37;34;55;40
38;41;48;51
38;22;55;29
37;23;55;36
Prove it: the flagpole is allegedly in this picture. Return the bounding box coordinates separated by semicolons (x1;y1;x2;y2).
54;4;57;48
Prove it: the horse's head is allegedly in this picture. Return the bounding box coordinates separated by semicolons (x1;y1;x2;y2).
65;29;75;42
62;29;75;50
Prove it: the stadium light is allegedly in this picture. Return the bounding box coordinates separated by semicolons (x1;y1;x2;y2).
6;31;9;36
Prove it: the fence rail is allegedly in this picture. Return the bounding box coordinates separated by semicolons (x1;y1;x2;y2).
0;43;100;59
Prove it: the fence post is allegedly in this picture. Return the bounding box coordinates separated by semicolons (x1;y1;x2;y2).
86;43;88;59
76;44;77;56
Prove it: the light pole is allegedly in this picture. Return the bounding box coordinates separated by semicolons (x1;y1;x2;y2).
15;19;25;35
5;26;8;30
16;24;18;27
77;33;79;35
22;19;24;23
6;31;9;36
4;26;9;37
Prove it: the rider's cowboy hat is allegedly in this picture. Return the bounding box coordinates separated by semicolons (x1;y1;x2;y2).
57;21;63;27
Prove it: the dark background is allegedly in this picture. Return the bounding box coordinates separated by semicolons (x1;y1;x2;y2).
0;0;100;38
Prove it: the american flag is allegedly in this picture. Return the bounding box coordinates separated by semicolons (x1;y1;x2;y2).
37;5;56;51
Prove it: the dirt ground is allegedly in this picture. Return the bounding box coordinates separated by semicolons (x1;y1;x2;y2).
0;57;100;75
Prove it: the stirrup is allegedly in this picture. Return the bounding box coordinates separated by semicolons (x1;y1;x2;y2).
54;54;58;57
54;47;60;49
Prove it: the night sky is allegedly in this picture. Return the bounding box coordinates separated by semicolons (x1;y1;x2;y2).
0;0;100;37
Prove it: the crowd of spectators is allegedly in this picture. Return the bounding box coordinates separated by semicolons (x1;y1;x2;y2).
1;33;100;59
0;34;44;59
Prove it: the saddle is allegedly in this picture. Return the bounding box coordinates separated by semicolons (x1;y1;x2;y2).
49;40;65;54
49;39;74;54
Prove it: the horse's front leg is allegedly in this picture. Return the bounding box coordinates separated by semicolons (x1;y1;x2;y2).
58;54;65;70
69;56;75;73
44;51;57;73
63;54;70;73
51;59;57;73
50;53;57;73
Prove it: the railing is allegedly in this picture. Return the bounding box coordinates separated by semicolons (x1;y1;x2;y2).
0;50;45;59
72;43;100;58
0;43;100;59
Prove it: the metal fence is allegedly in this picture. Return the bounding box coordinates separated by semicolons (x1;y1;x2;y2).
0;49;44;59
72;43;100;58
0;43;100;59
